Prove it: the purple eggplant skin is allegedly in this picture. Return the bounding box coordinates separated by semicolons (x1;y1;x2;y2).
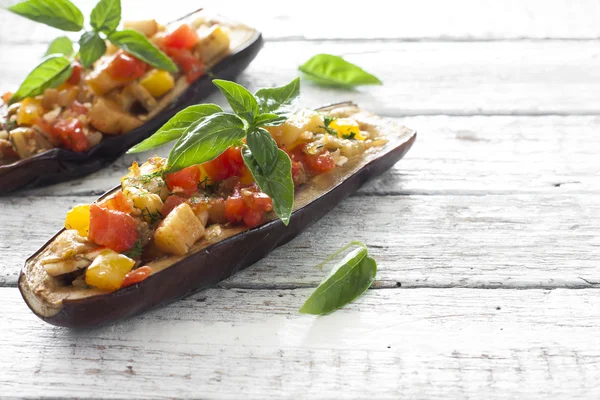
18;128;416;328
0;33;263;195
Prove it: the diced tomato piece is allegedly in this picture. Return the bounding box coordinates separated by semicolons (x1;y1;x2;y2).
202;147;247;183
303;146;335;175
121;266;153;288
51;118;89;152
70;100;88;115
99;191;133;214
224;195;245;223
88;204;139;252
243;208;264;228
165;165;200;196
164;24;199;50
224;183;272;228
107;52;148;80
290;159;307;187
160;195;187;217
67;61;83;85
165;47;204;83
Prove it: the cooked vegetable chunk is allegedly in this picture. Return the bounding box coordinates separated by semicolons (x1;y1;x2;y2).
140;69;175;97
154;203;205;255
194;25;230;65
89;97;143;135
85;249;136;292
64;204;91;237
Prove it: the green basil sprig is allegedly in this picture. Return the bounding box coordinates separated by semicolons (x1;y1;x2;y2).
9;0;84;31
299;54;382;87
45;36;74;57
90;0;121;35
7;0;177;103
128;104;223;153
129;78;300;225
108;30;177;73
9;55;72;105
299;242;377;315
78;31;106;68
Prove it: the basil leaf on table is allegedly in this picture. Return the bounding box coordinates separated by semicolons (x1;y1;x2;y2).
128;104;223;153
242;148;294;225
109;30;177;73
90;0;121;35
78;31;107;68
299;243;377;315
246;128;279;174
9;55;72;105
167;113;246;173
254;77;300;126
213;79;259;124
45;36;73;57
299;54;382;87
8;0;84;32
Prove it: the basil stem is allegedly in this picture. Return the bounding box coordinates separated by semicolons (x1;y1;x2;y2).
8;0;84;32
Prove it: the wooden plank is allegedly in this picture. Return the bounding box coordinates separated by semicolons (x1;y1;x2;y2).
21;116;600;197
2;193;598;289
3;41;600;116
1;0;600;42
1;287;600;399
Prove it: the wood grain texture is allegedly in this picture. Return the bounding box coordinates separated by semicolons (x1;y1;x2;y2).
3;41;600;116
1;287;600;399
2;193;598;289
1;0;600;42
20;115;600;197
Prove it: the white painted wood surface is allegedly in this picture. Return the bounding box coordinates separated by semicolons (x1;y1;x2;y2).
1;0;599;398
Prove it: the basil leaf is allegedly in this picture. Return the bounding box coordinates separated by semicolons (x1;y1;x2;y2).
253;113;282;127
299;54;382;87
242;148;294;225
8;0;84;32
90;0;121;35
246;128;278;174
78;31;107;68
109;30;177;73
167;113;246;173
128;104;223;153
9;55;72;105
299;245;376;315
45;36;73;57
213;79;259;124
254;78;300;126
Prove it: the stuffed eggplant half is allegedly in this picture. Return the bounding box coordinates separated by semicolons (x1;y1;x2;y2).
0;9;262;193
19;103;416;327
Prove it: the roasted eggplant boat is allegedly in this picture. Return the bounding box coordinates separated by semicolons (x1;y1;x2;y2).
19;102;416;327
0;9;262;193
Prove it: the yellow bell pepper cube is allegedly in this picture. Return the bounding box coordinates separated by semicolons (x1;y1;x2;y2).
140;69;175;98
16;98;44;126
329;118;366;140
85;249;136;292
64;204;91;237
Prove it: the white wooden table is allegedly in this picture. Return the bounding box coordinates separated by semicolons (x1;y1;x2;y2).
1;1;600;398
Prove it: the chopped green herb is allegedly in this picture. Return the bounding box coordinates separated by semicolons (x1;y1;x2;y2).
123;238;144;258
323;115;336;127
341;131;356;140
141;208;162;225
